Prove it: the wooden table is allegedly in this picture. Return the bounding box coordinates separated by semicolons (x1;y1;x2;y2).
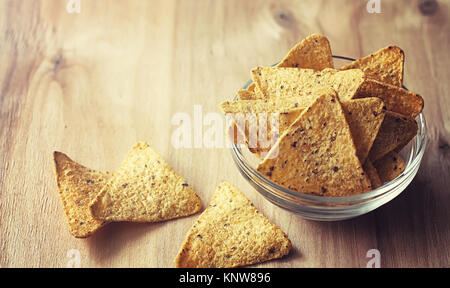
1;0;449;268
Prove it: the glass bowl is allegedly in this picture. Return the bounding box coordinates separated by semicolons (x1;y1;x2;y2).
230;55;427;221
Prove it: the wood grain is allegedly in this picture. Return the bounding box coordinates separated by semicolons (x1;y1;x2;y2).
0;0;449;268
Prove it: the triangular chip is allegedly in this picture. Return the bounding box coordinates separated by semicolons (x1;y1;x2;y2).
277;33;334;70
373;151;406;183
341;98;386;164
242;33;334;95
245;83;256;93
257;92;372;197
363;160;382;189
221;98;308;154
252;67;365;101
223;95;386;165
90;142;202;222
369;112;418;161
354;79;423;118
174;182;291;268
221;98;309;114
341;46;404;87
237;89;256;100
53;151;111;238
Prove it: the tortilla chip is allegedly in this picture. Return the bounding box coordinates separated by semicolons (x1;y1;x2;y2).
220;98;309;114
369;112;418;161
373;151;406;183
222;91;332;155
341;46;404;87
257;92;372;197
222;96;385;164
341;98;386;164
354;79;423;118
90;142;202;222
363;160;382;189
277;33;334;70
242;34;334;96
221;98;306;147
252;67;365;101
229;101;304;156
237;89;256;100
53;151;111;238
174;182;291;268
246;83;256;92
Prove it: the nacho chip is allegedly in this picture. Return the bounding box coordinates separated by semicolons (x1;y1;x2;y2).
242;34;334;96
222;96;385;164
341;46;404;87
174;182;291;268
341;98;386;164
220;98;309;114
237;89;256;100
257;92;372;197
277;33;334;70
252;67;365;101
363;160;382;189
90;142;202;222
369;112;418;161
373;151;406;183
53;151;111;238
354;79;423;118
226;112;286;153
221;98;308;154
247;82;256;91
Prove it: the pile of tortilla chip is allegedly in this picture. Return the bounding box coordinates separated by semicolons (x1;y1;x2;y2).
53;141;202;238
221;33;423;197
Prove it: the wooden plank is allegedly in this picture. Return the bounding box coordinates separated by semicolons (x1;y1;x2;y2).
0;0;448;267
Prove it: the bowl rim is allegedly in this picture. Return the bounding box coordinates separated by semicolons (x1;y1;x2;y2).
230;55;428;204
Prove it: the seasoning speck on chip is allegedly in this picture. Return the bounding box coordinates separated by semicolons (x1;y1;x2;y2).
373;151;406;183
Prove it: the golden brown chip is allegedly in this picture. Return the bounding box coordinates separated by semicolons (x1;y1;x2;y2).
53;151;111;238
341;46;404;87
354;79;423;118
363;160;382;189
220;98;309;114
90;142;202;222
223;88;347;156
222;96;385;164
251;67;365;101
221;98;308;154
277;33;334;70
237;89;256;100
369;112;418;161
246;83;256;92
257;92;372;197
373;151;406;183
341;98;386;164
174;182;291;268
242;34;334;96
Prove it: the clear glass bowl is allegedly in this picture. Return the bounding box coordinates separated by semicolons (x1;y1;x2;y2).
230;56;427;221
